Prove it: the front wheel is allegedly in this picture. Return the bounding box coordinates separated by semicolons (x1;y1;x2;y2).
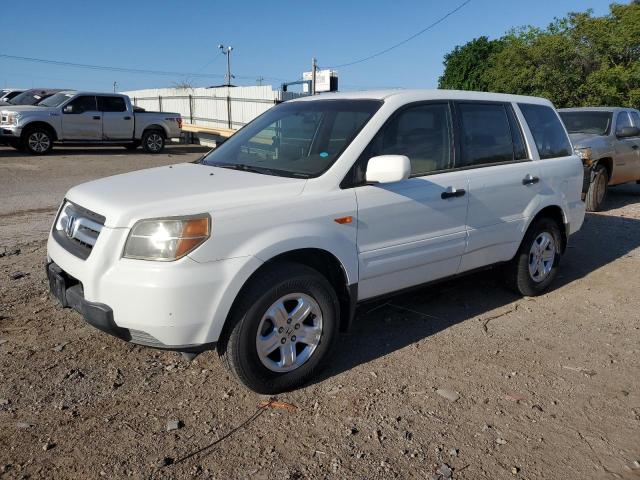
23;128;53;155
585;164;608;212
505;217;562;296
141;130;165;153
218;263;339;394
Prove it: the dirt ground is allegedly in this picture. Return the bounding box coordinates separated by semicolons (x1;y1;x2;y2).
1;145;639;479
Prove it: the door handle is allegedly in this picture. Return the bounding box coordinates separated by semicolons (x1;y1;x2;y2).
123;116;132;120
441;187;466;199
92;116;101;120
522;174;540;185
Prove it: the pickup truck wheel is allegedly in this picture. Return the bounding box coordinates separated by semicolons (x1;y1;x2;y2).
23;128;53;155
505;217;561;296
142;130;165;153
218;262;339;394
585;164;608;212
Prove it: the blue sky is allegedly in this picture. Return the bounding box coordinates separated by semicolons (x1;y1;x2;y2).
0;0;615;93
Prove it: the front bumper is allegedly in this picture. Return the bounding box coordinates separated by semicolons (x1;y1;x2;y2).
46;261;215;352
0;125;21;139
47;226;262;350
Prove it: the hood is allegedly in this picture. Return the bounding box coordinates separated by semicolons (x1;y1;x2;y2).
568;132;605;148
65;163;307;228
0;105;56;113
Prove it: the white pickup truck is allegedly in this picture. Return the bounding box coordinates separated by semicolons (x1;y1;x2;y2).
46;89;585;393
0;91;181;154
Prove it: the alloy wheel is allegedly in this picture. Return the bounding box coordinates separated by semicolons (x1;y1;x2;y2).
255;293;323;373
528;232;556;283
28;132;51;153
146;133;163;152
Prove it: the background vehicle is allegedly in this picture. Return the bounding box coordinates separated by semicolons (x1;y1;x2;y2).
0;88;64;107
46;90;584;393
0;91;182;154
559;107;640;211
0;88;25;103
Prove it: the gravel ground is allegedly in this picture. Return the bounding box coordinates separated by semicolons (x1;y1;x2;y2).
1;146;639;479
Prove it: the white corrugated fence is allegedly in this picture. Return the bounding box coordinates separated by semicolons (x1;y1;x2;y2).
121;85;304;131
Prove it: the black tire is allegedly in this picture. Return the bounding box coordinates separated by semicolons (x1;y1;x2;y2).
585;164;608;212
218;262;339;394
141;130;165;153
505;217;562;297
124;141;140;151
22;127;54;155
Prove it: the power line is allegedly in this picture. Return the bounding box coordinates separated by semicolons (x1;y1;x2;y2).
326;0;472;69
0;53;288;83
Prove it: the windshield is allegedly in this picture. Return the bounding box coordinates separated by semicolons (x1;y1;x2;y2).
200;99;382;177
9;91;51;105
38;92;74;107
559;111;612;135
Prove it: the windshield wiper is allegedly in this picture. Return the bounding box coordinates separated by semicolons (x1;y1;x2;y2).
212;162;310;179
215;163;273;175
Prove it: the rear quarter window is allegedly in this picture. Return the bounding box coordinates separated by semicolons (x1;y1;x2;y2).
518;104;572;159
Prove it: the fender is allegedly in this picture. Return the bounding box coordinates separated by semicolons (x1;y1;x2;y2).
21;119;60;140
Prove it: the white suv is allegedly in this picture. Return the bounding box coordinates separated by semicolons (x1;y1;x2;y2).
46;90;585;393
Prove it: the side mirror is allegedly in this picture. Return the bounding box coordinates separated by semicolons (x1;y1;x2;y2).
365;155;411;184
616;126;640;138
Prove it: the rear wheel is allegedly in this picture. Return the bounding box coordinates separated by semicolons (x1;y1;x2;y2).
142;130;165;153
23;127;53;155
505;217;562;296
585;164;608;212
218;262;339;394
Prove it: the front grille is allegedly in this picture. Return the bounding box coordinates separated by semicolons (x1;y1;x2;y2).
53;201;106;260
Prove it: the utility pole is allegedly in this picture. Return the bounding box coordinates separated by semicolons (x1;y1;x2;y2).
218;44;234;87
256;76;264;86
311;57;317;95
113;81;117;93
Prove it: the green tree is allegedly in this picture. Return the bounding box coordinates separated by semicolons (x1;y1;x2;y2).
439;2;640;109
438;36;504;91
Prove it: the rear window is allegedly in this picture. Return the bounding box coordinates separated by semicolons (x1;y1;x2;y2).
519;104;572;159
98;96;126;112
458;103;517;167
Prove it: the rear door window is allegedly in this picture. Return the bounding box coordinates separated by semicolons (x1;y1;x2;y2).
457;102;515;166
518;104;572;159
629;111;640;127
98;96;127;112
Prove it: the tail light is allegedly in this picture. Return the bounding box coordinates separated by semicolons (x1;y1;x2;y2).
176;117;183;129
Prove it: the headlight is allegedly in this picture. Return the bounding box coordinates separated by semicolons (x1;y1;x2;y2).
1;112;20;126
575;147;593;166
123;215;211;261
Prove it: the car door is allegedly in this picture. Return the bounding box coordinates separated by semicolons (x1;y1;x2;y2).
99;96;133;140
612;111;639;184
628;110;640;179
61;95;101;140
458;101;542;272
354;102;469;300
